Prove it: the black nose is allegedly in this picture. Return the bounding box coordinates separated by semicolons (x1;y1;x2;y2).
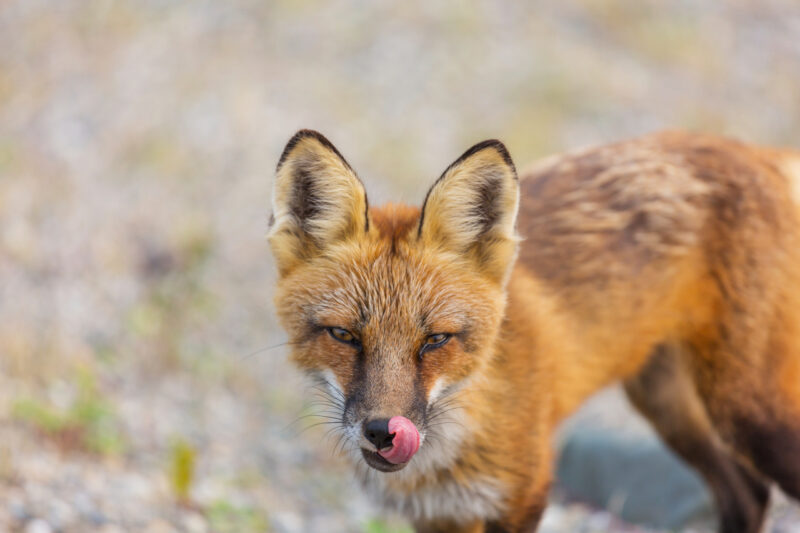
364;418;395;450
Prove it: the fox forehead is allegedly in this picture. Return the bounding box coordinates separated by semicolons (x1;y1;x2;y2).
297;235;480;334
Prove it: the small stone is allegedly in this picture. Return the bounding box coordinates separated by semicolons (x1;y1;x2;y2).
273;511;303;532
98;525;126;533
25;519;53;533
9;500;30;522
182;512;207;533
144;519;178;533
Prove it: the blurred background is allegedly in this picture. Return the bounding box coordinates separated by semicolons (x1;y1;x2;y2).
1;1;799;532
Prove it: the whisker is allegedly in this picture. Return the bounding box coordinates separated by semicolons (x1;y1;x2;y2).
429;398;465;410
295;420;341;436
433;398;464;410
240;340;302;360
282;408;343;433
315;383;345;399
287;417;341;436
309;389;346;405
331;433;347;458
427;395;465;414
322;426;342;440
425;420;467;432
309;388;345;406
428;395;466;411
305;400;345;412
426;406;465;424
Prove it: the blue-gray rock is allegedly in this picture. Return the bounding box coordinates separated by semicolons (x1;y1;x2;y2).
556;429;715;530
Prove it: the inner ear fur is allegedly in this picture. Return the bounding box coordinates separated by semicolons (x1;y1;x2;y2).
268;130;369;276
418;140;520;284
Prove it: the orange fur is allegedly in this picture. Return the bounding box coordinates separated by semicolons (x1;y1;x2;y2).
269;130;800;533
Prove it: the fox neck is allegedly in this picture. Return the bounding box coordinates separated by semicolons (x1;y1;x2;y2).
495;266;620;426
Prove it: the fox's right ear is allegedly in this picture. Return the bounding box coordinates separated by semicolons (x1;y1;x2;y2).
268;130;369;276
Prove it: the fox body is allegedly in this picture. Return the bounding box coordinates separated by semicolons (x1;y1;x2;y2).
268;130;800;533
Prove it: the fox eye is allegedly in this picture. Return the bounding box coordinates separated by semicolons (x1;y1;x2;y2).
327;327;359;345
421;333;451;355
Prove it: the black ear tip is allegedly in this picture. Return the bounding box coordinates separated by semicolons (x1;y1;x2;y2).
290;129;332;146
450;139;517;179
277;129;345;171
483;140;515;171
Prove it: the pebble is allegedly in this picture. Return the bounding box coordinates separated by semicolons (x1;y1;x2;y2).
25;519;53;533
182;512;208;533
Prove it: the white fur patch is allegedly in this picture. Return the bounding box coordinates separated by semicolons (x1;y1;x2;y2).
321;368;344;398
427;377;448;405
372;474;506;524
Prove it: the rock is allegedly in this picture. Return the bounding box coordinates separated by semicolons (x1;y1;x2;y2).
556;428;715;530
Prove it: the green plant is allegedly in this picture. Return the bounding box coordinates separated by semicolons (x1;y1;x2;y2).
168;438;197;504
206;499;270;533
11;368;126;455
362;518;413;533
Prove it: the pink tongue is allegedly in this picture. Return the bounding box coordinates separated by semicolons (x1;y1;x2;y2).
377;416;420;464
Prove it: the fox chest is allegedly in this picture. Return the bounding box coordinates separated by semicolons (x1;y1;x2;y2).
361;472;506;524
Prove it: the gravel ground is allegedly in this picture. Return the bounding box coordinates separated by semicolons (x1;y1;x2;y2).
1;1;799;531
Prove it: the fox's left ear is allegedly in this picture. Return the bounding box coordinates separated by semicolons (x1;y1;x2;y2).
268;130;369;276
419;140;520;285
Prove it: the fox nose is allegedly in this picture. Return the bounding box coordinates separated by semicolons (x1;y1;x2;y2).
364;418;395;450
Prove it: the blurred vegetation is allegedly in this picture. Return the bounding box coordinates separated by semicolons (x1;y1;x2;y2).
363;518;414;533
206;499;270;533
126;220;217;371
11;368;125;455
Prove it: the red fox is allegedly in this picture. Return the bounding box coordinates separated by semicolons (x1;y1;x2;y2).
268;129;800;533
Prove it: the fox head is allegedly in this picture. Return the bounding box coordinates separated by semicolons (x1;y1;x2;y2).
269;130;519;473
